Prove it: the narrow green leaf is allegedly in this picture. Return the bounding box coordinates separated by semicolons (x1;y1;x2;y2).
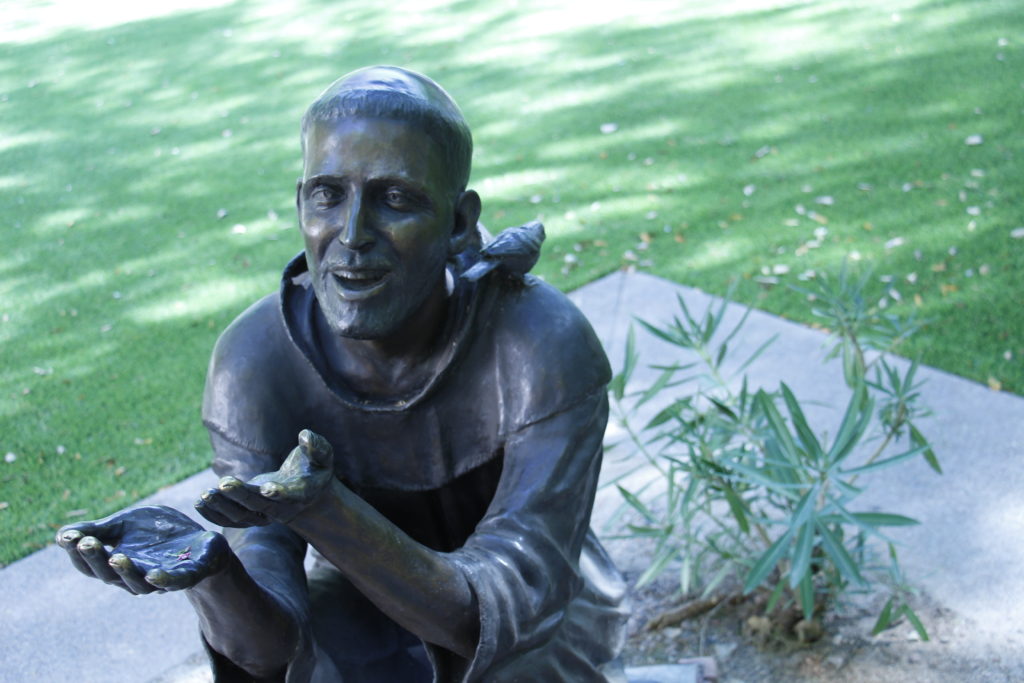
680;553;692;595
734;333;779;376
798;573;815;622
789;521;815;589
817;498;896;544
739;376;750;418
725;460;802;499
637;543;677;587
756;390;801;465
761;440;801;487
816;521;866;586
903;358;919;393
722;486;751;534
616;485;656;524
910;423;942;474
765;579;786;613
644;399;684;430
900;605;930;642
701;562;732;599
680;476;699;511
622;326;637;386
609;376;627;403
719;305;752;350
714;340;729;369
610;328;636;401
637;318;688;348
708;396;738;421
790;486;819;529
781;383;824;462
841;341;860;387
839;445;928;476
675;293;701;336
817;511;918;531
882;358;901;393
831;478;863;499
705;296;729;345
848;512;919;527
872;598;895;635
743;531;793;594
635;365;681;409
825;381;873;465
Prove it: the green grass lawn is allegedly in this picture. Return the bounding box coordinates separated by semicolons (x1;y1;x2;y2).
1;0;1021;566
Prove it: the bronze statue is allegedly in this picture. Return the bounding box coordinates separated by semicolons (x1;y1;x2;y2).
57;66;628;682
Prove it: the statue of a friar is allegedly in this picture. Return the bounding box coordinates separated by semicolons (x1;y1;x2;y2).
58;65;628;682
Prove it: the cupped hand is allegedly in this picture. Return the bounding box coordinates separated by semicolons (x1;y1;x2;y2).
56;505;229;594
195;429;334;528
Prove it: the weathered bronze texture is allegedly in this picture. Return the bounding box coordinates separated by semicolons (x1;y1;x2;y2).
58;66;627;682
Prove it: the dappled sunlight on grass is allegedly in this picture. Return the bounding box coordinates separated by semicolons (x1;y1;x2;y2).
1;0;237;41
684;236;758;270
128;274;274;323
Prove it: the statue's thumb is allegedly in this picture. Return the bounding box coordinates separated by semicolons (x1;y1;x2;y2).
298;429;333;468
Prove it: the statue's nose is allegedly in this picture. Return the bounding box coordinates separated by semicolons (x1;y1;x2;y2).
338;191;373;250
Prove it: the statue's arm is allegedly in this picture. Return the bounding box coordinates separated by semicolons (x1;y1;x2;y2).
187;523;308;679
291;479;479;658
203;430;479;659
188;431;316;679
201;393;608;666
202;430;478;658
448;393;611;672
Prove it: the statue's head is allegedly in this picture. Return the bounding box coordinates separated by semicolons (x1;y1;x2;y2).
296;66;481;340
301;66;473;197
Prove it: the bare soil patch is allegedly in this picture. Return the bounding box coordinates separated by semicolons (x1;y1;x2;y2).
623;575;1023;682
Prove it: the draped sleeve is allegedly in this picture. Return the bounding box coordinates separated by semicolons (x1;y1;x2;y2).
427;393;628;682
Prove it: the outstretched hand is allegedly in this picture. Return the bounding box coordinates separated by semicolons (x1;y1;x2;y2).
56;505;229;594
195;429;334;528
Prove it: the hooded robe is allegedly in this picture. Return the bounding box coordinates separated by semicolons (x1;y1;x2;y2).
200;253;628;682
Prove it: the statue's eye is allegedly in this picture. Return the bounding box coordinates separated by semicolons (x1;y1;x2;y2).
383;188;412;210
310;186;341;206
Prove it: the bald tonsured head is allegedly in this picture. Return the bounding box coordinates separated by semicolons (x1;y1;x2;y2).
301;66;473;197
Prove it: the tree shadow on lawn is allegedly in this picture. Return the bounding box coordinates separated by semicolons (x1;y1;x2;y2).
0;0;1020;563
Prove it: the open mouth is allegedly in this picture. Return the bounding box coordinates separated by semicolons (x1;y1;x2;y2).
330;269;390;300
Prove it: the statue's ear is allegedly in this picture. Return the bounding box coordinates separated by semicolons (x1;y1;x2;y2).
450;190;482;254
295;178;304;213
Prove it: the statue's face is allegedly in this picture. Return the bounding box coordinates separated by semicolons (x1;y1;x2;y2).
298;116;456;339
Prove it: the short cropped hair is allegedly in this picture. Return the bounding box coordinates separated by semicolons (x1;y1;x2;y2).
301;67;473;196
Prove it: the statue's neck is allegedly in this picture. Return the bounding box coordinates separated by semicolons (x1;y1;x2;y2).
316;282;450;400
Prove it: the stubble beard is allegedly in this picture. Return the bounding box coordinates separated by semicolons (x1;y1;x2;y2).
312;255;449;341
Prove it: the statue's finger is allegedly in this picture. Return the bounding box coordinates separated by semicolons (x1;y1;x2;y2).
195;497;242;528
77;536;124;586
196;505;242;529
57;520;111;545
196;489;268;528
108;553;157;595
145;566;203;592
259;481;288;499
56;528;96;578
217;477;273;515
56;526;84;549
